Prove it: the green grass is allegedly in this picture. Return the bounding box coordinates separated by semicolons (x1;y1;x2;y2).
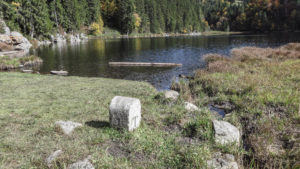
0;73;219;169
187;43;300;168
0;55;42;70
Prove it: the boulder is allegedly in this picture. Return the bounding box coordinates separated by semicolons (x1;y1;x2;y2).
213;120;240;145
10;31;32;50
0;42;13;52
45;150;63;168
184;102;199;112
0;35;13;44
109;96;141;131
164;90;179;101
207;152;239;169
50;70;68;76
68;156;94;169
55;121;82;135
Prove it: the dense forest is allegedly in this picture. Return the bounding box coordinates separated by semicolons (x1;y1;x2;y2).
0;0;300;38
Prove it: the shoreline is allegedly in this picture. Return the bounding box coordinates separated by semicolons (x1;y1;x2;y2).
87;31;244;40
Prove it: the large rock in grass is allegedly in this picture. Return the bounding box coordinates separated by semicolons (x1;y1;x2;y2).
164;90;179;101
213;120;240;145
55;121;82;135
109;96;141;131
68;156;94;169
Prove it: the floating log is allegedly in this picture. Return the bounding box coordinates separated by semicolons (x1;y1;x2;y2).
109;62;182;67
50;70;68;76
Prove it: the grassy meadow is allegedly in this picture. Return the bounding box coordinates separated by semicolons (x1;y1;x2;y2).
0;73;218;169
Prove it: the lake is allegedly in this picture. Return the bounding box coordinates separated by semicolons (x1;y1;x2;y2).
33;32;300;90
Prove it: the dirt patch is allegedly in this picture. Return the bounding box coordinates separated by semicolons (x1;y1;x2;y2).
164;124;182;133
105;141;130;158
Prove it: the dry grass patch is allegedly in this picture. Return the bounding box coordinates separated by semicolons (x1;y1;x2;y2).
189;43;300;168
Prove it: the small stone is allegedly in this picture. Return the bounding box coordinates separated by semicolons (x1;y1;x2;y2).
68;156;94;169
184;102;199;112
22;69;33;73
55;121;82;135
45;150;63;168
164;90;179;101
207;153;239;169
109;96;141;131
50;70;68;76
213;120;240;145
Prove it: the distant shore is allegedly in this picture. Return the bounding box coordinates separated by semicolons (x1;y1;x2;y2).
88;31;244;40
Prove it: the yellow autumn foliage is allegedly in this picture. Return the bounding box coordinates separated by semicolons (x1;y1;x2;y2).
90;16;104;35
11;2;21;7
133;13;141;31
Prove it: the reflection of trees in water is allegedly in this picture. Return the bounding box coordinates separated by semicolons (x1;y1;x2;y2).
134;38;141;52
94;40;106;56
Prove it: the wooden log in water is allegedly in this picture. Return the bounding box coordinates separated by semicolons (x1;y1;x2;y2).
109;62;182;67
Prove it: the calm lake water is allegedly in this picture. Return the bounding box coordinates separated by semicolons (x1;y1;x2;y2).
33;33;300;90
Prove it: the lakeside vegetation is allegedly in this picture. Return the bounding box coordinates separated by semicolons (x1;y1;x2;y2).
0;55;42;70
176;43;300;168
0;0;299;39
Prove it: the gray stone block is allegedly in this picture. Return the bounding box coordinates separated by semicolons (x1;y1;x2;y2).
109;96;141;131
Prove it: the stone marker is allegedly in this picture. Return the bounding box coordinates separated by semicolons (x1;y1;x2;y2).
45;150;63;168
207;152;239;169
184;102;199;112
164;90;179;101
213;120;240;145
50;70;68;76
109;96;141;131
22;69;33;73
55;121;82;135
68;156;94;169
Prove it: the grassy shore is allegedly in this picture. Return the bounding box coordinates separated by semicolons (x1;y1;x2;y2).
0;55;42;70
182;43;300;168
0;73;220;169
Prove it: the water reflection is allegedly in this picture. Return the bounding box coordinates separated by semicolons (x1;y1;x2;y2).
33;33;300;90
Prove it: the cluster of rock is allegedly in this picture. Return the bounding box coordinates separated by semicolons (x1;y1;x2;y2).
48;90;241;168
49;96;142;168
50;33;88;44
0;19;32;55
164;90;241;168
0;18;89;55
